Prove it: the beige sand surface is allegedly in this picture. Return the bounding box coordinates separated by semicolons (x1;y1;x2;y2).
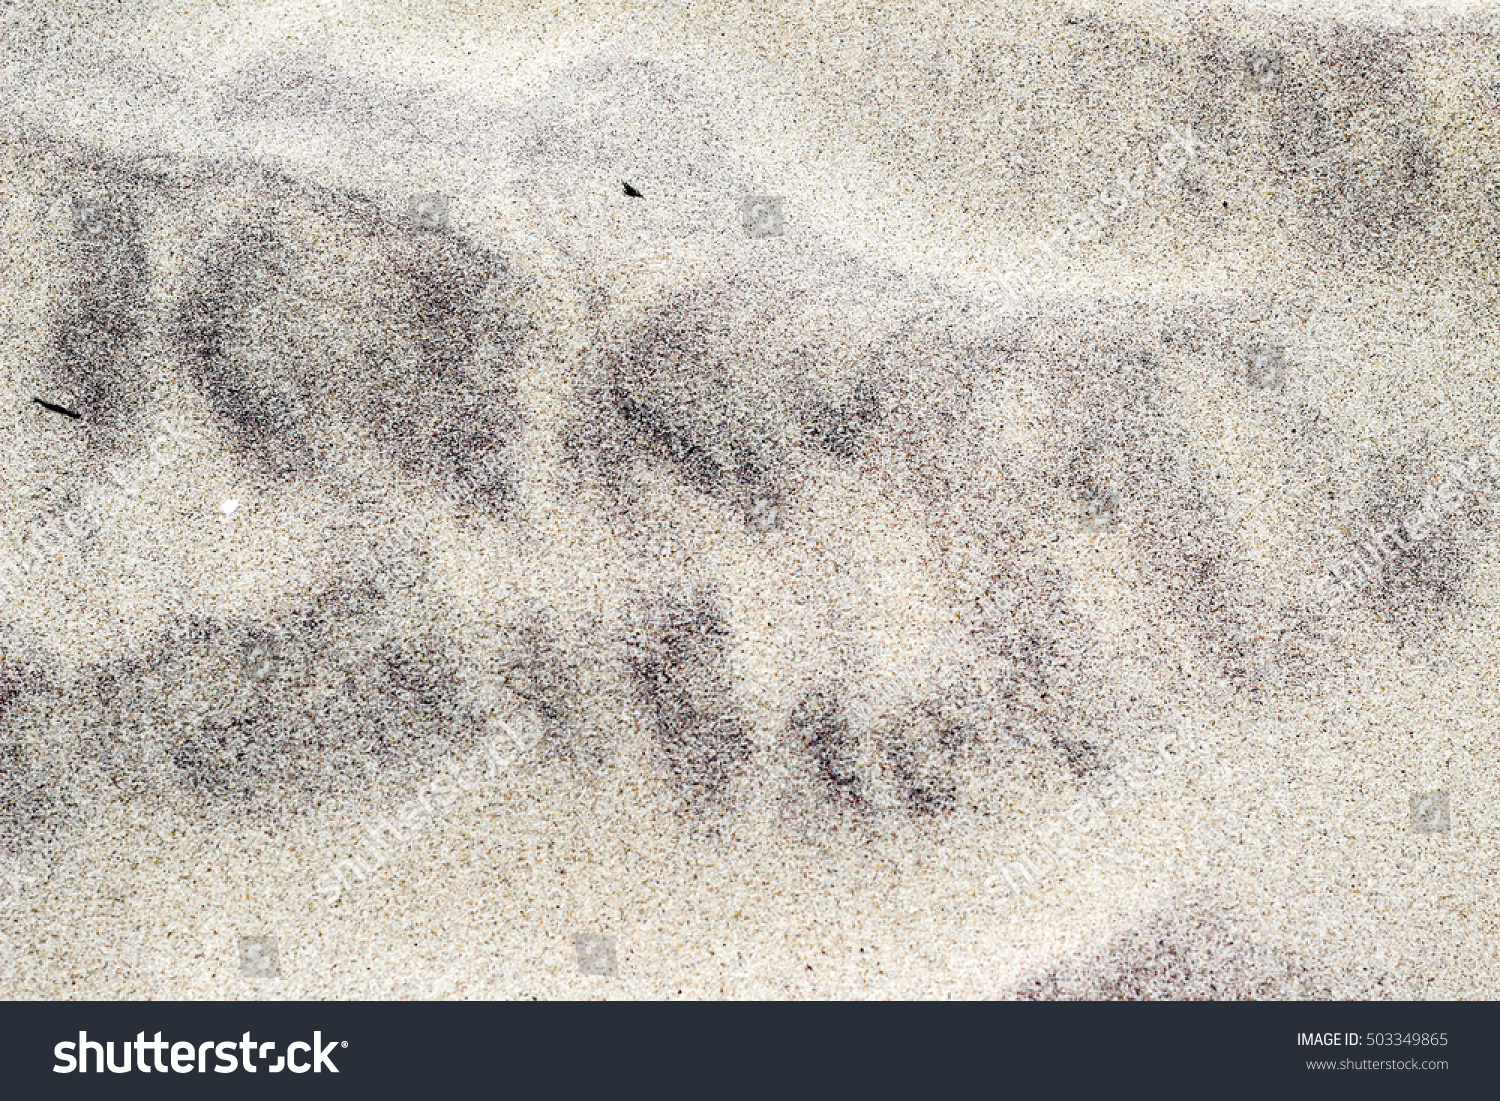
1;0;1497;998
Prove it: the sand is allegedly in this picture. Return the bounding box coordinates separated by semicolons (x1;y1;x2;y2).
0;0;1497;999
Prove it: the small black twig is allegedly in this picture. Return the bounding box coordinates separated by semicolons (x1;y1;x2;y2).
622;181;644;198
33;398;81;420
